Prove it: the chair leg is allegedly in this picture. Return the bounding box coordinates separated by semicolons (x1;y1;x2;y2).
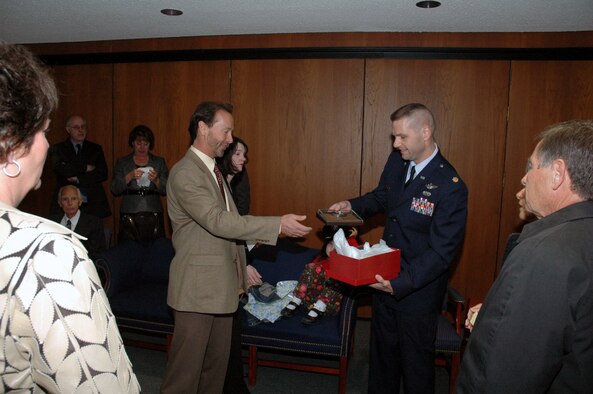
338;355;348;394
165;334;173;355
449;353;461;394
248;345;258;386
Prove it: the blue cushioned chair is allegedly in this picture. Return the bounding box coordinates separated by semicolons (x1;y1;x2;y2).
95;237;175;351
435;286;466;394
241;240;359;394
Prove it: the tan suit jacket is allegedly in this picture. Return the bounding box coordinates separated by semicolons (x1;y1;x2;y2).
167;150;280;314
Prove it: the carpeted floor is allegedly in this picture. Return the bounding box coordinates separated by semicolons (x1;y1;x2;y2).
126;319;450;394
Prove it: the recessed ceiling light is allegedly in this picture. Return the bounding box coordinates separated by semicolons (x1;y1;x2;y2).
416;1;441;8
161;8;183;16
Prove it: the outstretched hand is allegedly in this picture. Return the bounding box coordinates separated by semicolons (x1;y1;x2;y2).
369;274;393;294
280;214;312;238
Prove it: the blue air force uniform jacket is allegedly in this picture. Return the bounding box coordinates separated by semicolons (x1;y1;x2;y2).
350;150;468;314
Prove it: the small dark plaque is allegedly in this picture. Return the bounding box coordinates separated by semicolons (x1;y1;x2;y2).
316;209;364;226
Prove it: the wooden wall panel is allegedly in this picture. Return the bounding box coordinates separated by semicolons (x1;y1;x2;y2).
18;32;593;307
363;59;511;303
231;59;365;248
20;64;114;228
499;60;593;272
113;60;231;237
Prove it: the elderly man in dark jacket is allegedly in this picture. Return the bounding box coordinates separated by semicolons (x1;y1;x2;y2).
457;120;593;393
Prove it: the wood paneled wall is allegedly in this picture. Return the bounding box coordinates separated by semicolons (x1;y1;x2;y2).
24;32;593;304
499;61;593;274
20;63;115;228
231;59;364;237
113;60;232;237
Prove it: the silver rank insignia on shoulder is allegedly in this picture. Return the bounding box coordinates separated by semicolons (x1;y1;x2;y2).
425;183;438;189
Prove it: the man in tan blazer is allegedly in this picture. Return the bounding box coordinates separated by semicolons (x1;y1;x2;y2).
161;101;311;393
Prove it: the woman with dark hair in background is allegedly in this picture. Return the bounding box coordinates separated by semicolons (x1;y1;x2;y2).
111;124;168;242
217;136;250;215
0;42;139;392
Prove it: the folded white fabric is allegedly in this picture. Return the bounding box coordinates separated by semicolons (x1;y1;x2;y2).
333;228;392;259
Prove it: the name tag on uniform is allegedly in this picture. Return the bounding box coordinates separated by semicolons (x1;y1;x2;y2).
410;197;434;216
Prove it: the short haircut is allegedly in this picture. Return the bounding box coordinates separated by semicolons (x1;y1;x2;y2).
188;101;233;142
58;185;82;201
537;120;593;200
390;103;436;133
217;136;248;177
128;124;155;149
0;42;58;163
65;115;85;128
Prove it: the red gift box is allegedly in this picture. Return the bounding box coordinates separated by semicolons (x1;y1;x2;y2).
322;248;401;286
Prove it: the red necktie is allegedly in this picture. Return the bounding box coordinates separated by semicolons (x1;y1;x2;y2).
213;165;226;203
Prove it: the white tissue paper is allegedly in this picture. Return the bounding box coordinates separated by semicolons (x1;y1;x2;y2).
136;166;153;187
333;228;393;259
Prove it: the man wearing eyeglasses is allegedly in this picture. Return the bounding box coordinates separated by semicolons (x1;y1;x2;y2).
49;115;111;219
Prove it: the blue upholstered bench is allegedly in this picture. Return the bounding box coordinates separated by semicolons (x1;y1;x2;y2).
95;238;175;350
241;240;359;394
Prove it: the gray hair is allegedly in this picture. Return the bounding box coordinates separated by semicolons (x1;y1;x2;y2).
58;185;82;201
537;120;593;200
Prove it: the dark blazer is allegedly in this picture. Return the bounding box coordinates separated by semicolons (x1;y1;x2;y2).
50;139;111;218
350;150;468;314
457;201;593;393
49;211;107;261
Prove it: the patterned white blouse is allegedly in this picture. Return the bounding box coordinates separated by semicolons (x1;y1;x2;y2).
0;202;140;393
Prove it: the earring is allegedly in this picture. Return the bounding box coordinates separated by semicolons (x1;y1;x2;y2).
3;159;22;178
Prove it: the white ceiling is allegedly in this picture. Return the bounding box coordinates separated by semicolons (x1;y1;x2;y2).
1;0;593;45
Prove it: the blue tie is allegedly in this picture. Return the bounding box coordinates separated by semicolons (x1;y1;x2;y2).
405;165;416;189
